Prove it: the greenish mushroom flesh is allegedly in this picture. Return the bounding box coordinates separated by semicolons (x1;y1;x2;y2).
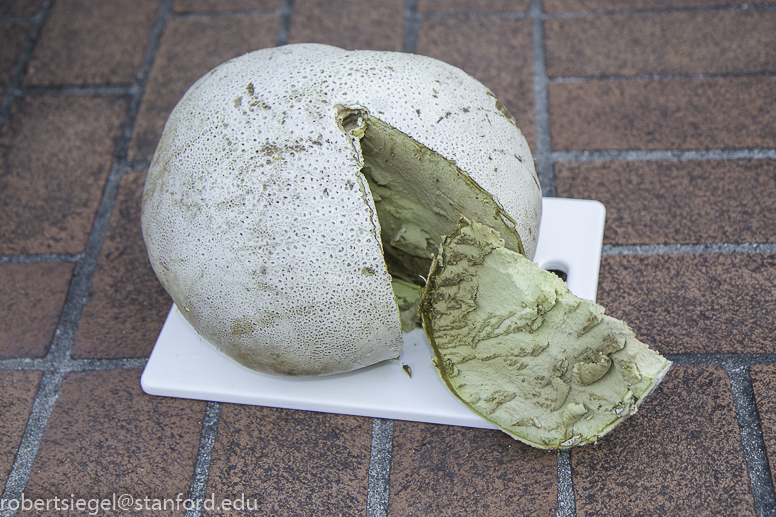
419;217;671;449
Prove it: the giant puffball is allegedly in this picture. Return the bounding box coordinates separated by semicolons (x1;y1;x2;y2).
141;43;542;377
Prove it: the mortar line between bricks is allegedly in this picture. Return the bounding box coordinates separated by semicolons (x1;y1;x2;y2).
402;0;420;54
552;148;776;163
184;402;223;517
666;354;776;368
551;70;776;84
404;2;776;18
530;0;556;198
174;9;282;19
17;84;137;97
0;371;64;517
603;242;776;256
0;0;53;133
66;357;150;371
543;1;776;19
726;366;776;517
0;253;82;264
419;11;529;19
0;13;37;23
0;357;149;372
128;159;153;170
556;450;576;517
366;418;395;517
275;0;294;47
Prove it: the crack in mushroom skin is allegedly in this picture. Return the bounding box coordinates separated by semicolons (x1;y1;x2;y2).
356;115;524;281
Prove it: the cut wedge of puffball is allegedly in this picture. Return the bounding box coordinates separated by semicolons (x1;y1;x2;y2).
420;217;672;449
141;43;541;376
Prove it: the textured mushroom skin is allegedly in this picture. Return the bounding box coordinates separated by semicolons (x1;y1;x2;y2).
420;217;672;449
141;44;541;376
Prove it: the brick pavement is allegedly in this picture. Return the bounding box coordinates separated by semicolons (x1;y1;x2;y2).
2;1;775;515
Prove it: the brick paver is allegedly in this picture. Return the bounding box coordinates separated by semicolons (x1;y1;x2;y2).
22;370;205;516
288;0;405;51
204;405;372;516
598;253;776;355
25;0;160;86
549;77;776;151
0;96;127;255
573;366;756;516
556;159;776;245
0;0;43;16
0;21;28;85
545;10;776;77
389;422;558;516
1;263;73;358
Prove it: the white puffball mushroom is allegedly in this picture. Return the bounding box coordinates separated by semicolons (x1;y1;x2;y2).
141;43;542;377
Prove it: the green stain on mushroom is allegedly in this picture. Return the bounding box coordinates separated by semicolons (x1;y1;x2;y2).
420;217;671;449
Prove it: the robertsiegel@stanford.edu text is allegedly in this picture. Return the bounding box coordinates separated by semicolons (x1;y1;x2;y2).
1;492;259;514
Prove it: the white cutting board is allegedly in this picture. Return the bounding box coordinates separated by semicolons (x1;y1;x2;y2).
141;197;606;429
